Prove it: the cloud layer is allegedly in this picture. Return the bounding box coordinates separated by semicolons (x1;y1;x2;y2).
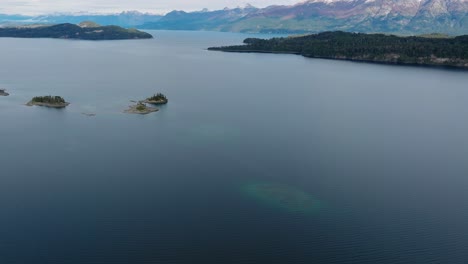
0;0;301;15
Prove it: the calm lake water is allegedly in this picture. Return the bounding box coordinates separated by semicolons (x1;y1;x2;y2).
1;30;468;263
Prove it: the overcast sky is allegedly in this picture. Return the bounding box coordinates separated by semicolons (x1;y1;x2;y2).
0;0;301;15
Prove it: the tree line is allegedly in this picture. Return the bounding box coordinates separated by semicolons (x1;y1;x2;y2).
209;31;468;67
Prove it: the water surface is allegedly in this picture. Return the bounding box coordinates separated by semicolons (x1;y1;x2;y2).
0;30;468;263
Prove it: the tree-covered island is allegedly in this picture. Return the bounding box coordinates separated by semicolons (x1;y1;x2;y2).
208;31;468;69
124;102;159;115
26;96;70;108
143;93;168;105
0;22;153;40
0;89;9;96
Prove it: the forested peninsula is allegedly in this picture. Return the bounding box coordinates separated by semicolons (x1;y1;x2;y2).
208;31;468;69
0;22;152;40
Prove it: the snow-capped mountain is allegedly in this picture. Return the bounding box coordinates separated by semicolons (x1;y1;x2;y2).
141;0;468;34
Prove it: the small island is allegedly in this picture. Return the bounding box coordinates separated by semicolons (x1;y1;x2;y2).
0;22;153;40
26;96;70;108
209;31;468;69
124;102;159;115
143;93;168;105
0;89;9;96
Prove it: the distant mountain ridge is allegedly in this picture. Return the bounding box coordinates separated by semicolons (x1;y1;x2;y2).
146;5;259;31
141;0;468;34
0;1;466;34
0;11;162;28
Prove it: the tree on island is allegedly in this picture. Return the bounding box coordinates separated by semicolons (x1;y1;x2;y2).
136;102;147;111
146;93;167;102
32;96;66;104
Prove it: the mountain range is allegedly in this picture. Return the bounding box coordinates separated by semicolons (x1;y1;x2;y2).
0;11;162;28
141;0;468;35
0;0;467;35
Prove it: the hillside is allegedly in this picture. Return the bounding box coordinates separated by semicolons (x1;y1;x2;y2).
141;0;468;35
0;23;153;40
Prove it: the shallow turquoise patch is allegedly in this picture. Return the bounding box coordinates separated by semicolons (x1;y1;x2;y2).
242;182;322;214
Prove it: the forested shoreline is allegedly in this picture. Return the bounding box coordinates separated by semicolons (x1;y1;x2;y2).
209;31;468;69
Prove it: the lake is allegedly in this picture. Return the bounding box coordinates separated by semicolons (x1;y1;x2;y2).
0;30;468;263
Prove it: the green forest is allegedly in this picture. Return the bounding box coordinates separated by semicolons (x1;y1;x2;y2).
0;23;153;40
32;96;66;104
209;31;468;68
146;93;168;102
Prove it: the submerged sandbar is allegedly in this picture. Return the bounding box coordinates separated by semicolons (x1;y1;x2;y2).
124;102;159;115
243;183;322;213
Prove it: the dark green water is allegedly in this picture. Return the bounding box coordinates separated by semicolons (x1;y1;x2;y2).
0;30;468;263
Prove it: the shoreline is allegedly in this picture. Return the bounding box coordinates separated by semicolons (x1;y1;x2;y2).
143;99;168;105
26;101;70;108
0;23;153;41
208;49;468;70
